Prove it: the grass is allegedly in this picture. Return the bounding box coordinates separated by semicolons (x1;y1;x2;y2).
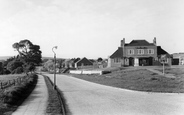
71;68;184;93
155;67;184;77
0;74;38;115
43;75;64;115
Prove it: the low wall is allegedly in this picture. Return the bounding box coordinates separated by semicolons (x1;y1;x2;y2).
69;70;103;75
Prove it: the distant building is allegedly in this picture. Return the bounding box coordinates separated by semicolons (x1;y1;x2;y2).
172;53;184;65
75;57;93;69
108;37;172;67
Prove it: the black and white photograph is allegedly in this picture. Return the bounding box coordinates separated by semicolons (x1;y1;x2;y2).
0;0;184;115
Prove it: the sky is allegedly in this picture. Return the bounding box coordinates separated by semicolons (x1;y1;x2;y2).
0;0;184;59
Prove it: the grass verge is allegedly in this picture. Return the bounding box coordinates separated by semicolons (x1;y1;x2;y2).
43;75;65;115
0;74;38;115
71;69;184;93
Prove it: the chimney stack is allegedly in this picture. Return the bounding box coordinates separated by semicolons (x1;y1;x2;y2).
121;38;125;48
153;37;156;45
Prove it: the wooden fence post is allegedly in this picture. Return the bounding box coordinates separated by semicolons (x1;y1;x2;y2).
14;79;16;86
9;80;11;85
1;82;3;89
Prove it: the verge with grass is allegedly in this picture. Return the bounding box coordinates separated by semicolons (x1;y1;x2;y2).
43;75;66;115
0;74;38;115
70;68;184;93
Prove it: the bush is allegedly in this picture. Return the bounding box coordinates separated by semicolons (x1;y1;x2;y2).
7;60;23;73
12;67;23;74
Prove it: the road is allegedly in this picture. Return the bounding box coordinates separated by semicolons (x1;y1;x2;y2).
45;74;184;115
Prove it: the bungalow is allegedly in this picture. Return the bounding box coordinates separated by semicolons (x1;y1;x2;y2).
75;57;93;69
108;37;172;67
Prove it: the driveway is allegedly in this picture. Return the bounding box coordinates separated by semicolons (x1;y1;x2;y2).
45;74;184;115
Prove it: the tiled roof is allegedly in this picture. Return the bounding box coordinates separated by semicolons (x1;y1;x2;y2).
157;46;172;57
126;40;154;46
157;46;168;55
110;47;123;58
76;57;93;65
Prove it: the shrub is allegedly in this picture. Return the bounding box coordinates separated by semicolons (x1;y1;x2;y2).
12;67;23;74
7;60;23;73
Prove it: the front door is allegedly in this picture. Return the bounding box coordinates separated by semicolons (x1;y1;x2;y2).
134;58;139;66
149;57;153;65
129;57;134;66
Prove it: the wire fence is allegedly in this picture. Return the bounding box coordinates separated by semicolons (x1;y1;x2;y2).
0;75;29;90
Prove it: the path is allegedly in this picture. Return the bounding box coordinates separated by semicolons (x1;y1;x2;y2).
12;75;48;115
45;74;184;115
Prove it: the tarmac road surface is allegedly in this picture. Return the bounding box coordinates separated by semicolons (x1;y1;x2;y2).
45;74;184;115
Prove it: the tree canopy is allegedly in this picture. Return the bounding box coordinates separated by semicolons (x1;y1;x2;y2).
8;39;42;74
97;57;103;62
12;39;42;66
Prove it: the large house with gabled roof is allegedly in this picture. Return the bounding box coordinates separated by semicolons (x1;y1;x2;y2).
108;37;172;67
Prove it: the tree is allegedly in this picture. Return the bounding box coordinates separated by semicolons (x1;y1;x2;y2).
12;39;42;65
43;60;54;71
12;40;33;57
23;62;36;74
97;57;103;62
7;60;23;74
12;39;42;74
57;59;64;69
0;62;3;74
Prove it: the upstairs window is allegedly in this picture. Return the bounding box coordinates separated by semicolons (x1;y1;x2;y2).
128;49;134;55
137;49;144;55
147;49;154;54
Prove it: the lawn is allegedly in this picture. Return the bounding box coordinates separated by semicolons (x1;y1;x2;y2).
71;68;184;93
155;67;184;77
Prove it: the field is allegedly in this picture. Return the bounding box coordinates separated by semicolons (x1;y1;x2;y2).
0;74;25;81
71;67;184;93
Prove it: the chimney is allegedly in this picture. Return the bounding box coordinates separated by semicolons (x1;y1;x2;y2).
153;37;156;45
121;38;125;48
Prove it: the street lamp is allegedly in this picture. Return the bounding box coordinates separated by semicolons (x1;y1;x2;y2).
52;46;58;90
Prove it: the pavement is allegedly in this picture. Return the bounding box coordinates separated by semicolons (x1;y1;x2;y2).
45;73;184;115
12;75;48;115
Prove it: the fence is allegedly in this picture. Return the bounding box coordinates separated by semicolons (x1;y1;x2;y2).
0;76;29;90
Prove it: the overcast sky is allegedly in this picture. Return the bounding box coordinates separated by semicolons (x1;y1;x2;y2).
0;0;184;59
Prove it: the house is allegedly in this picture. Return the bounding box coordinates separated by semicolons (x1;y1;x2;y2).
108;37;172;67
75;57;93;69
62;58;80;68
172;53;184;65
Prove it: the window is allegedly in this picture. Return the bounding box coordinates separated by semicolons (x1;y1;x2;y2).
137;49;144;55
128;49;134;55
160;58;168;63
147;49;154;54
114;58;120;63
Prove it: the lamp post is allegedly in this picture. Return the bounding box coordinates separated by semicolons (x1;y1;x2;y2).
52;46;58;90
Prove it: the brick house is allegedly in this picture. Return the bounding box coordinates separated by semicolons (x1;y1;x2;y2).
108;37;171;67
